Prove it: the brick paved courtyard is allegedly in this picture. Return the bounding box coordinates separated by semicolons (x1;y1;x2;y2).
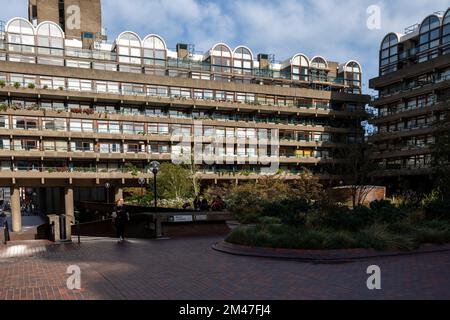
1;237;450;300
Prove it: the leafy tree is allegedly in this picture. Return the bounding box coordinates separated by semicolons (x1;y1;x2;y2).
156;162;197;200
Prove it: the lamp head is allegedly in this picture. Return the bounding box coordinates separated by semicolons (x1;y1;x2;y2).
150;161;161;174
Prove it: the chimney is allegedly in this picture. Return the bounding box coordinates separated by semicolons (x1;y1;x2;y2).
258;54;270;69
176;43;189;59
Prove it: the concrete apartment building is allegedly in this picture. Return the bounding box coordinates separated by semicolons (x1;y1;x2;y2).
0;0;369;234
369;7;450;190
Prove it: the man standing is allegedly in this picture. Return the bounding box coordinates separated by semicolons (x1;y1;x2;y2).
112;198;130;243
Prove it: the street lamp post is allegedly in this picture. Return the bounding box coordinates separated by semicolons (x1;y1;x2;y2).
149;161;160;210
105;182;111;204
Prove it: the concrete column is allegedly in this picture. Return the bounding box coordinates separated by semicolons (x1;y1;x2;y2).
64;187;74;240
10;186;21;232
114;187;123;203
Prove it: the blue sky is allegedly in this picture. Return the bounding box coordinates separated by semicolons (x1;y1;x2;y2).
2;0;449;94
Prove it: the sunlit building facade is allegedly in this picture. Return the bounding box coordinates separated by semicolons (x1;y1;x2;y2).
0;0;369;233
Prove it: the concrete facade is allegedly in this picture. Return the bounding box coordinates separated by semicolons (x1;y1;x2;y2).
369;7;450;187
1;1;370;233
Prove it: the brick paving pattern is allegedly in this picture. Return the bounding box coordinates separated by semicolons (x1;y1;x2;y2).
1;237;450;300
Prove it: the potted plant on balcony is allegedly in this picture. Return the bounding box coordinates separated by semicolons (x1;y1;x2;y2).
13;82;21;89
27;83;36;89
43;85;49;90
0;80;5;88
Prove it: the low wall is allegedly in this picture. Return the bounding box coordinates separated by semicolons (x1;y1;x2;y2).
72;211;232;239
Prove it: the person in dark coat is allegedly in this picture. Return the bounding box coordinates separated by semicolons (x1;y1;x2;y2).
200;198;210;211
193;196;201;211
112;198;129;243
0;212;8;244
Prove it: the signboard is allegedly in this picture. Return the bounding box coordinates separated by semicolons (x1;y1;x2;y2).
171;215;193;223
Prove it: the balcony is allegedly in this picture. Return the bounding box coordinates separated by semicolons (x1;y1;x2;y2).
371;100;448;125
0;81;367;120
0;42;350;89
369;123;435;142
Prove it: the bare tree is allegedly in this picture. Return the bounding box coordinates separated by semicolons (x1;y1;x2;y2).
333;139;377;208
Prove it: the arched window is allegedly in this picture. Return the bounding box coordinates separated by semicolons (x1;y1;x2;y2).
344;61;362;93
443;8;450;46
419;15;441;52
310;56;328;82
36;22;64;56
211;44;232;74
6;18;35;53
116;32;142;64
233;46;253;75
143;34;166;67
291;54;309;81
379;33;399;75
311;56;327;69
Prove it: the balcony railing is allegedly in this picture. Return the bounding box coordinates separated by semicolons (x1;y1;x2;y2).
374;74;450;103
0;81;363;116
0;42;350;87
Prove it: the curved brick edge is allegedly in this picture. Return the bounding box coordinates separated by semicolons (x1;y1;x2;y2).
212;241;450;262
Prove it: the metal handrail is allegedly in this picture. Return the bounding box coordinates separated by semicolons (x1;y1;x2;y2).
0;42;350;87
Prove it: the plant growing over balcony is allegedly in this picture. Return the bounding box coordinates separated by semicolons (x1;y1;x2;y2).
27;83;36;89
0;104;8;112
124;163;140;177
13;82;21;89
0;80;5;88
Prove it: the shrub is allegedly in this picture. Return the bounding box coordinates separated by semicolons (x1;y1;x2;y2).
425;200;450;221
262;198;310;227
369;200;406;223
352;205;375;226
355;224;416;251
307;205;362;230
322;230;358;249
414;223;450;245
226;176;323;224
